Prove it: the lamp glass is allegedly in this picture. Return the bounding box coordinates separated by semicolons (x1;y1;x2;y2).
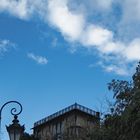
8;129;21;140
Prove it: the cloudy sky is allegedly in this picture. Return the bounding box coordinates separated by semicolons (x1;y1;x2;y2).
0;0;139;139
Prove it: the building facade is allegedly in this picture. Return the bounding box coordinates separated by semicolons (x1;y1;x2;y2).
33;103;100;140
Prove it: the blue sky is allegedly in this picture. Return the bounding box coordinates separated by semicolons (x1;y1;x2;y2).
0;0;140;139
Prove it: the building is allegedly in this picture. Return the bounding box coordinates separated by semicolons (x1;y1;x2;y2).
33;103;100;140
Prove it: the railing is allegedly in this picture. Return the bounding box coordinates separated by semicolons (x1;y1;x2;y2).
34;103;97;127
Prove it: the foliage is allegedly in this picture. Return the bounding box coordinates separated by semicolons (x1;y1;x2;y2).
102;62;140;140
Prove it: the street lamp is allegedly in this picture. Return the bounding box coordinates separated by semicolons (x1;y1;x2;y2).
0;101;24;140
6;115;24;140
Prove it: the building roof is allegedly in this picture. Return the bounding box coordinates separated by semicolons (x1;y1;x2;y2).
34;103;99;128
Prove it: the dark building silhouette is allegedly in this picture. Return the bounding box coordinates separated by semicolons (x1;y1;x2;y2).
33;103;100;140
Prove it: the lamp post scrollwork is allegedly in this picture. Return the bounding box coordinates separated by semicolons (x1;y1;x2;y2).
0;101;24;140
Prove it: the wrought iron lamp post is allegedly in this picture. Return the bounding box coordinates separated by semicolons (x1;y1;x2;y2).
0;101;24;140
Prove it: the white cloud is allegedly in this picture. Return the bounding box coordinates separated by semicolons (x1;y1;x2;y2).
97;60;137;76
46;0;114;48
81;25;113;47
124;39;140;61
93;0;113;10
42;0;140;75
27;53;48;65
99;41;124;54
0;0;32;19
46;0;140;71
0;39;15;54
47;0;85;41
120;0;140;22
1;0;140;75
101;64;128;76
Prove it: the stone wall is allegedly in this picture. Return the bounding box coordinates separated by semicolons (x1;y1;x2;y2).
34;110;99;140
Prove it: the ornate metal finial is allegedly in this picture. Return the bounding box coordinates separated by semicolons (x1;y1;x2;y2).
12;115;19;124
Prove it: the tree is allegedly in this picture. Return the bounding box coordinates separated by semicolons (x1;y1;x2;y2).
103;62;140;140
